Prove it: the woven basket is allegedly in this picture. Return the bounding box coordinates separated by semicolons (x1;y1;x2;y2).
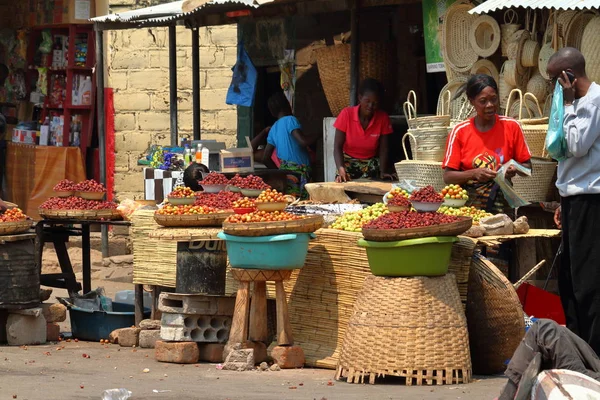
0;220;32;235
470;59;499;84
566;11;596;50
436;77;469;121
39;208;122;221
543;93;553;117
501;10;520;57
153;212;232;227
503;59;518;87
403;101;451;130
437;90;451;116
402;127;449;162
315;42;395;116
222;215;323;237
521;11;539;68
526;72;550;107
394;160;445;192
466;254;525;375
512;157;557;203
442;1;478;73
581;17;600;84
557;10;578;47
499;62;516;111
469;15;501;58
506;89;544;120
538;12;556;79
335;274;472;385
362;216;472;242
506;90;549;158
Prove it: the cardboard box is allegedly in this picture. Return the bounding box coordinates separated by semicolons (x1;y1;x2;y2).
12;129;38;145
219;147;254;173
64;0;96;24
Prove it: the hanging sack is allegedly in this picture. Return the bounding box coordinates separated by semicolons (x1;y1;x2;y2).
226;43;257;107
544;83;568;161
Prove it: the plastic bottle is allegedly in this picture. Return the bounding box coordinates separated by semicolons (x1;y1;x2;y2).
80;77;92;105
195;143;203;164
201;146;209;167
101;388;132;400
184;145;192;165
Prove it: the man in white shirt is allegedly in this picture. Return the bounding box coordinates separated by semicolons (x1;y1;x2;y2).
547;47;600;354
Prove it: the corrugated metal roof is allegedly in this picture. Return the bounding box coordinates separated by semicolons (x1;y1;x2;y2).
470;0;600;14
92;0;272;28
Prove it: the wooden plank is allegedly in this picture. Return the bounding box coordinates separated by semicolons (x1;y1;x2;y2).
0;232;36;243
275;281;294;345
229;281;251;344
249;281;268;342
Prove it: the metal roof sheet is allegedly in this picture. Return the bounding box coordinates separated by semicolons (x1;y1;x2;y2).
470;0;600;14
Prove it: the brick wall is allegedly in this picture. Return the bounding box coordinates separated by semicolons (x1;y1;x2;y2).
108;1;238;200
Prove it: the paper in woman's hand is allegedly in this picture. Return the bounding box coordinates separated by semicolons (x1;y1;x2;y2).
494;160;531;208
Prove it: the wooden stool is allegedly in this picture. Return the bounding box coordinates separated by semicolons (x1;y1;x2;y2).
228;268;304;368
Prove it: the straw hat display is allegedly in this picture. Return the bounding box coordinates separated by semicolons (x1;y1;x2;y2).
581;16;600;84
538;12;555;79
471;59;499;84
501;10;520;57
469;15;501;58
521;12;540;68
442;1;478;73
526;71;550;105
565;11;596;49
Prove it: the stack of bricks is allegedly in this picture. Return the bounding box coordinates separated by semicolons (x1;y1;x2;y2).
155;293;236;364
108;1;239;201
0;302;67;346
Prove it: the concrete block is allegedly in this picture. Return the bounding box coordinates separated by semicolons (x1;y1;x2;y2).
222;348;254;371
114;113;136;131
198;343;225;363
110;51;149;70
129;71;169;91
46;323;60;342
107;70;128;91
41;303;67;323
155;341;199;364
160;312;231;342
118;327;141;347
271;345;305;369
11;307;42;317
158;293;235;315
140;319;161;330
207;26;238;47
138;112;171;131
200;89;230;111
6;313;46;346
114;92;151;111
216;109;238;130
204;69;233;90
139;330;161;349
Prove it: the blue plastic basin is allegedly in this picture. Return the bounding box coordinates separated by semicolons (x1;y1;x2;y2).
217;232;313;270
69;302;150;341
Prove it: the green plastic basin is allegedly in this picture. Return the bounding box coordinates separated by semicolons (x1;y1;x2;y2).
357;236;458;277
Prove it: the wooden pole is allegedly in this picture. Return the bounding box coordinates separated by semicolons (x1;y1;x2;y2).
349;0;360;106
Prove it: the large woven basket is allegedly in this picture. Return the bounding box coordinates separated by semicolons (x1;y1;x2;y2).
557;10;578;47
566;11;595;50
512;158;557;203
442;1;478;73
437;77;469;121
0;220;32;235
402;127;449;162
501;10;520;57
538;12;555;79
506;90;549;158
521;12;539;68
499;62;516;111
395;160;445;192
362;216;472;242
222;215;323;237
466;254;525;375
581;16;600;84
153;212;232;227
526;72;550;106
404;91;451;129
469;15;500;58
39;208;122;221
335;274;472;385
315;42;395;116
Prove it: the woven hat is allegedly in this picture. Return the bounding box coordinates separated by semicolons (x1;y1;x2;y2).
538;12;556;79
501;10;520;57
469;15;501;58
471;59;500;85
557;10;578;47
566;11;596;49
581;16;600;83
442;1;478;73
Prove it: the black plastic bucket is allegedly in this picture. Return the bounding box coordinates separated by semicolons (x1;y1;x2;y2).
176;240;227;295
0;240;39;309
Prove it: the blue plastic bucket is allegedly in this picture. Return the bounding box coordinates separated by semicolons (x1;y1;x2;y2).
69;302;150;341
217;232;314;270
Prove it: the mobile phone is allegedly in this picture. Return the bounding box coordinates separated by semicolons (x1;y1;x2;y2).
565;71;575;83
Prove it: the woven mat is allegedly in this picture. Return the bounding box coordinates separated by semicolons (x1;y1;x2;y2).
474;229;561;246
225;229;474;369
149;227;223;241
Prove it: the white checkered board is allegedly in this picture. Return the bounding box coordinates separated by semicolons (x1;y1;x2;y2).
144;168;184;203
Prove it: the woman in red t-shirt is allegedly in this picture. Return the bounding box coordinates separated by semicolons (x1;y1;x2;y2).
442;74;531;213
333;79;394;182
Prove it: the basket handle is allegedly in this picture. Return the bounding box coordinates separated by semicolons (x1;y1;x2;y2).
407;90;417;114
402;132;417;161
542;10;554;46
505;88;524;119
403;101;416;120
504;9;518;25
437;90;451;116
523;92;544;118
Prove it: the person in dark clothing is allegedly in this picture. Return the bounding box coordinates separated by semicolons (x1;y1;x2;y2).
182;162;209;191
498;319;600;400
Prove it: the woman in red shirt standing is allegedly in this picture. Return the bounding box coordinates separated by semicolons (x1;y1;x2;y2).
443;74;532;213
333;79;395;182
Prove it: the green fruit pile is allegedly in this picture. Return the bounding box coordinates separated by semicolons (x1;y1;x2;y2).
331;203;389;232
437;205;492;224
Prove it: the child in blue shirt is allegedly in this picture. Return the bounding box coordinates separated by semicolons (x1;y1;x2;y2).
262;92;313;198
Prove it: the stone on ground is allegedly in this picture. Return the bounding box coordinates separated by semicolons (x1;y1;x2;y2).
41;303;67;323
155;341;199;364
222;348;254;371
139;330;161;349
109;328;122;344
198;343;225;363
139;319;160;330
46;323;60;342
7;313;46;346
39;288;53;302
271;345;305;369
118;327;141;347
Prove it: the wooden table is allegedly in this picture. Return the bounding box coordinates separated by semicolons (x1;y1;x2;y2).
35;219;131;296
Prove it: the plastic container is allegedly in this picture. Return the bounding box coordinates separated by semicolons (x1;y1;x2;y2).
200;184;227;193
115;290;152;308
357;236;458;277
443;198;468;207
102;388;132;400
410;201;443;212
217;232;314;270
227;185;240;192
68;302;150;341
240;188;264;197
78;191;105;200
233;207;256;214
167;197;195;205
256;202;287;212
54;190;74;197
